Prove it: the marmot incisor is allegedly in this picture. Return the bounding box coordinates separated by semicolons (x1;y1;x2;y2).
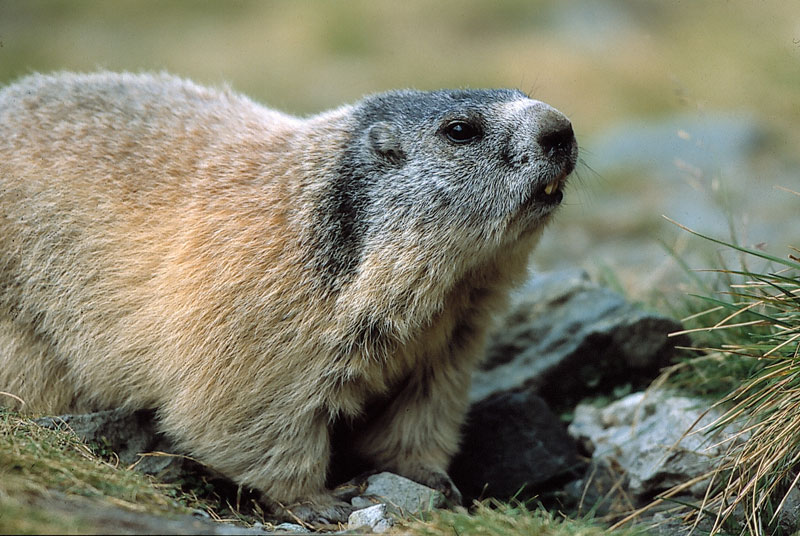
0;72;577;523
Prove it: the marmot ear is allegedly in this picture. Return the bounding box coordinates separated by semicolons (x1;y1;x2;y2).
367;122;406;165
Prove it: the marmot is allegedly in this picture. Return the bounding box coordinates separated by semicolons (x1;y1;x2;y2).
0;72;577;523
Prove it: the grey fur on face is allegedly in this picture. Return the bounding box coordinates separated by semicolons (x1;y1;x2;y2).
312;88;577;289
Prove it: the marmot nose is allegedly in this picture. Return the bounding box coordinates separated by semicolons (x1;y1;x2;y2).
536;112;575;158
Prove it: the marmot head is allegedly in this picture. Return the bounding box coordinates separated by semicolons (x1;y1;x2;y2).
313;89;578;284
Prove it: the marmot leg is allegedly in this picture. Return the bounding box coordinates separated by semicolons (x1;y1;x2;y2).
353;356;473;504
159;393;353;524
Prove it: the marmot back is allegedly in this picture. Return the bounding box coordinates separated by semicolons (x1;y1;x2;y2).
0;71;577;524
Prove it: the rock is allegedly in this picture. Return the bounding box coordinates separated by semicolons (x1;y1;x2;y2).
567;389;745;501
472;269;687;410
587;113;765;180
35;408;185;478
347;504;393;533
560;460;636;519
450;388;583;504
21;491;273;535
351;472;445;515
646;507;714;536
212;524;272;535
776;485;800;534
453;269;685;506
272;522;310;533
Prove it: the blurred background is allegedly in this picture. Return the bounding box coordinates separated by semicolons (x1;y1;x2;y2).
1;0;797;299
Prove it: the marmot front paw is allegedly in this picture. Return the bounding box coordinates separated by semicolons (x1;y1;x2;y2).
267;493;355;526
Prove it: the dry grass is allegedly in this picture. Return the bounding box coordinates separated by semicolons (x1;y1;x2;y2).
619;203;800;535
692;251;800;534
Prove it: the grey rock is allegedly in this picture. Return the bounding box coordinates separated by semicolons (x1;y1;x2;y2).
587;113;765;179
561;460;635;519
568;389;745;500
776;485;800;534
350;496;377;510
22;491;272;535
563;390;771;532
646;506;715;536
473;269;687;409
272;522;311;533
450;388;582;503
347;504;393;533
212;523;272;535
353;472;445;515
36;408;185;479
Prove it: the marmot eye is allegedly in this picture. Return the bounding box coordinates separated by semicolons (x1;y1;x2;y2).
443;121;482;144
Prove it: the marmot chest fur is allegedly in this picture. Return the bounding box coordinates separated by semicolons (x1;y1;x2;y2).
0;72;577;523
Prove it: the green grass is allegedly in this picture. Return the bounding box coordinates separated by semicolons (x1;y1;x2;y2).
0;409;280;532
404;499;649;536
0;410;183;510
0;409;190;533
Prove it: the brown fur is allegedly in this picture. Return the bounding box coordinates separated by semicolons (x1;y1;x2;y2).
0;72;576;522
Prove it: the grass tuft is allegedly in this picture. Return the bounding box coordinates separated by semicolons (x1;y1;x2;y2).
403;499;648;536
635;208;800;535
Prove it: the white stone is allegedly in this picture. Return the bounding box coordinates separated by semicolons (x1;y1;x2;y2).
347;504;394;533
568;389;747;497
